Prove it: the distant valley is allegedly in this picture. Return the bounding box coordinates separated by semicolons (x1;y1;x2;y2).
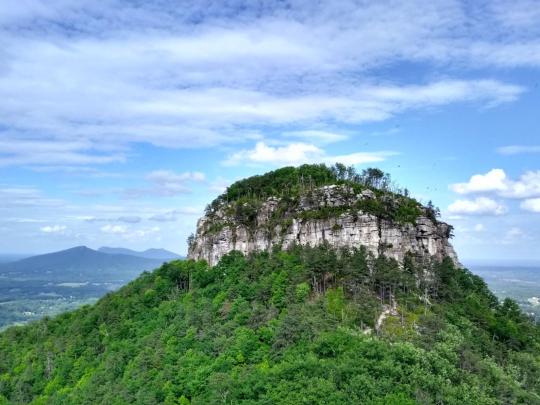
470;265;540;322
0;246;181;329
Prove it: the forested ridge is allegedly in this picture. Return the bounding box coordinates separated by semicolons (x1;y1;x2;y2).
1;244;539;404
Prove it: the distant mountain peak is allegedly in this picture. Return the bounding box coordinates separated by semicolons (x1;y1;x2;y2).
98;247;181;260
69;245;93;252
0;246;171;282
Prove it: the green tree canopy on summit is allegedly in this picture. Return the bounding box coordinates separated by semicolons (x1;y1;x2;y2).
210;163;404;209
203;164;432;228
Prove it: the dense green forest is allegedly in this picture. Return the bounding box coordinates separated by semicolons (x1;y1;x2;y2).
1;245;539;404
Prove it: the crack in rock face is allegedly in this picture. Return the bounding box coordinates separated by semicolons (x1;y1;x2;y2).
188;185;460;267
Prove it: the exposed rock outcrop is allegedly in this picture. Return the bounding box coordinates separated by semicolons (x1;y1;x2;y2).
188;185;460;267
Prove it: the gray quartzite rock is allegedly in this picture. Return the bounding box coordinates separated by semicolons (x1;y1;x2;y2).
188;185;460;267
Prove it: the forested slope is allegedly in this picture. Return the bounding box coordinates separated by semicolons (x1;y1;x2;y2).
1;245;539;404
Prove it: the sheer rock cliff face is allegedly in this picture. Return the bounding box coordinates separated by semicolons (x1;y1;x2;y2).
188;185;460;267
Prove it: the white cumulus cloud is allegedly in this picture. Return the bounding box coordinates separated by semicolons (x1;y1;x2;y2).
40;224;67;234
224;141;396;166
521;198;540;213
450;169;508;194
448;197;507;216
502;171;540;199
497;145;540;155
100;224;128;234
225;142;322;166
450;169;540;200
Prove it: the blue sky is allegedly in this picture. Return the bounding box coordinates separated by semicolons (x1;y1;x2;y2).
0;0;539;263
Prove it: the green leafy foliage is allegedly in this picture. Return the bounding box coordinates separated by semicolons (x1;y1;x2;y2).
1;247;539;404
203;164;427;232
216;164;339;205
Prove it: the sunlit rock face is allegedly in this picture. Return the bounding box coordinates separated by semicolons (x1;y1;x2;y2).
188;185;460;267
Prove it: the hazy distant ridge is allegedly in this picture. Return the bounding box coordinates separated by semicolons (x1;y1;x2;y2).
98;247;181;260
0;246;172;282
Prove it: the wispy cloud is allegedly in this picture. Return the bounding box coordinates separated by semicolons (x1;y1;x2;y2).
497;145;540;155
148;212;178;222
4;217;47;223
124;170;206;198
0;0;531;167
0;137;126;168
488;0;540;32
149;207;202;222
208;177;232;194
0;187;64;207
283;130;349;144
100;224;161;241
84;215;141;223
502;227;528;245
117;216;142;224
